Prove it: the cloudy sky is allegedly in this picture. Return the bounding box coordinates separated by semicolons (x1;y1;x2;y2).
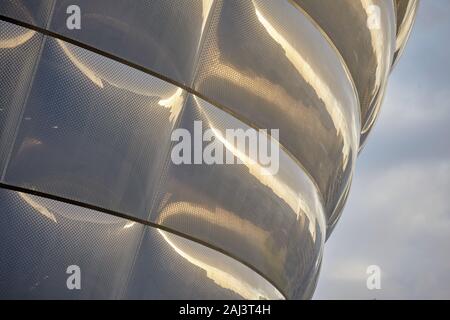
314;1;450;299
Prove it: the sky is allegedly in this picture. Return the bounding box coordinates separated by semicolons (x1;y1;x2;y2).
314;1;450;299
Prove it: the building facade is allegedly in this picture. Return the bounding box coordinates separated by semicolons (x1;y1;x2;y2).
0;0;418;299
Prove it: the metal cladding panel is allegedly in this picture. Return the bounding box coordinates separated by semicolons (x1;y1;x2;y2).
193;0;360;215
0;23;325;298
0;0;55;28
48;0;214;85
292;0;396;139
1;32;185;221
0;187;144;299
0;21;43;171
0;187;283;299
0;0;418;300
393;0;419;66
126;228;284;300
150;94;326;298
325;175;353;239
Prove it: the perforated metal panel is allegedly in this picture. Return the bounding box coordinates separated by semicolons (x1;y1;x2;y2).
150;94;325;298
394;0;419;66
0;0;55;27
3;35;185;221
127;227;284;300
0;0;418;299
0;187;144;299
193;0;360;214
293;0;396;141
49;0;214;85
0;21;44;172
0;187;283;299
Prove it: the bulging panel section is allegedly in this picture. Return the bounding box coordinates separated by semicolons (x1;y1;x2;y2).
0;0;55;27
393;0;419;66
150;95;326;298
126;228;284;300
293;0;396;139
193;0;360;215
0;0;216;86
0;187;144;299
2;33;185;221
48;0;215;85
0;187;283;299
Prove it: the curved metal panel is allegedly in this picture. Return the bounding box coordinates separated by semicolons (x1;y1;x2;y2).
193;0;360;215
1;33;185;221
0;187;283;299
0;20;44;171
150;95;326;299
393;0;419;67
325;175;353;239
0;0;418;299
359;1;419;148
0;0;215;86
0;187;144;299
0;0;54;27
292;0;396;140
49;0;214;85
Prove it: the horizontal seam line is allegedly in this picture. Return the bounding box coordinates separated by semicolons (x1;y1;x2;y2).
0;14;330;220
0;182;287;299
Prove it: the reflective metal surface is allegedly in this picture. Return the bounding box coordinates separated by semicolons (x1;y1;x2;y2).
127;227;284;300
0;0;418;299
0;187;283;299
325;175;353;239
0;0;215;86
393;0;419;67
0;20;43;170
151;95;325;298
194;0;360;214
292;0;396;142
48;0;214;85
0;0;54;28
2;33;184;221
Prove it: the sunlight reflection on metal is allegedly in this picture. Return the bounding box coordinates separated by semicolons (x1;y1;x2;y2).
158;228;283;299
194;96;317;237
254;2;353;167
393;0;419;67
123;221;136;229
0;29;35;48
18;192;57;223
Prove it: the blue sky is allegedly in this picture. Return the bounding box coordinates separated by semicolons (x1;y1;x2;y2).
314;0;450;299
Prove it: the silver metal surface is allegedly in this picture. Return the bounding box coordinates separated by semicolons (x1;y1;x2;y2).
0;20;44;172
0;0;54;28
293;0;396;145
48;0;213;85
0;0;418;299
151;94;325;298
